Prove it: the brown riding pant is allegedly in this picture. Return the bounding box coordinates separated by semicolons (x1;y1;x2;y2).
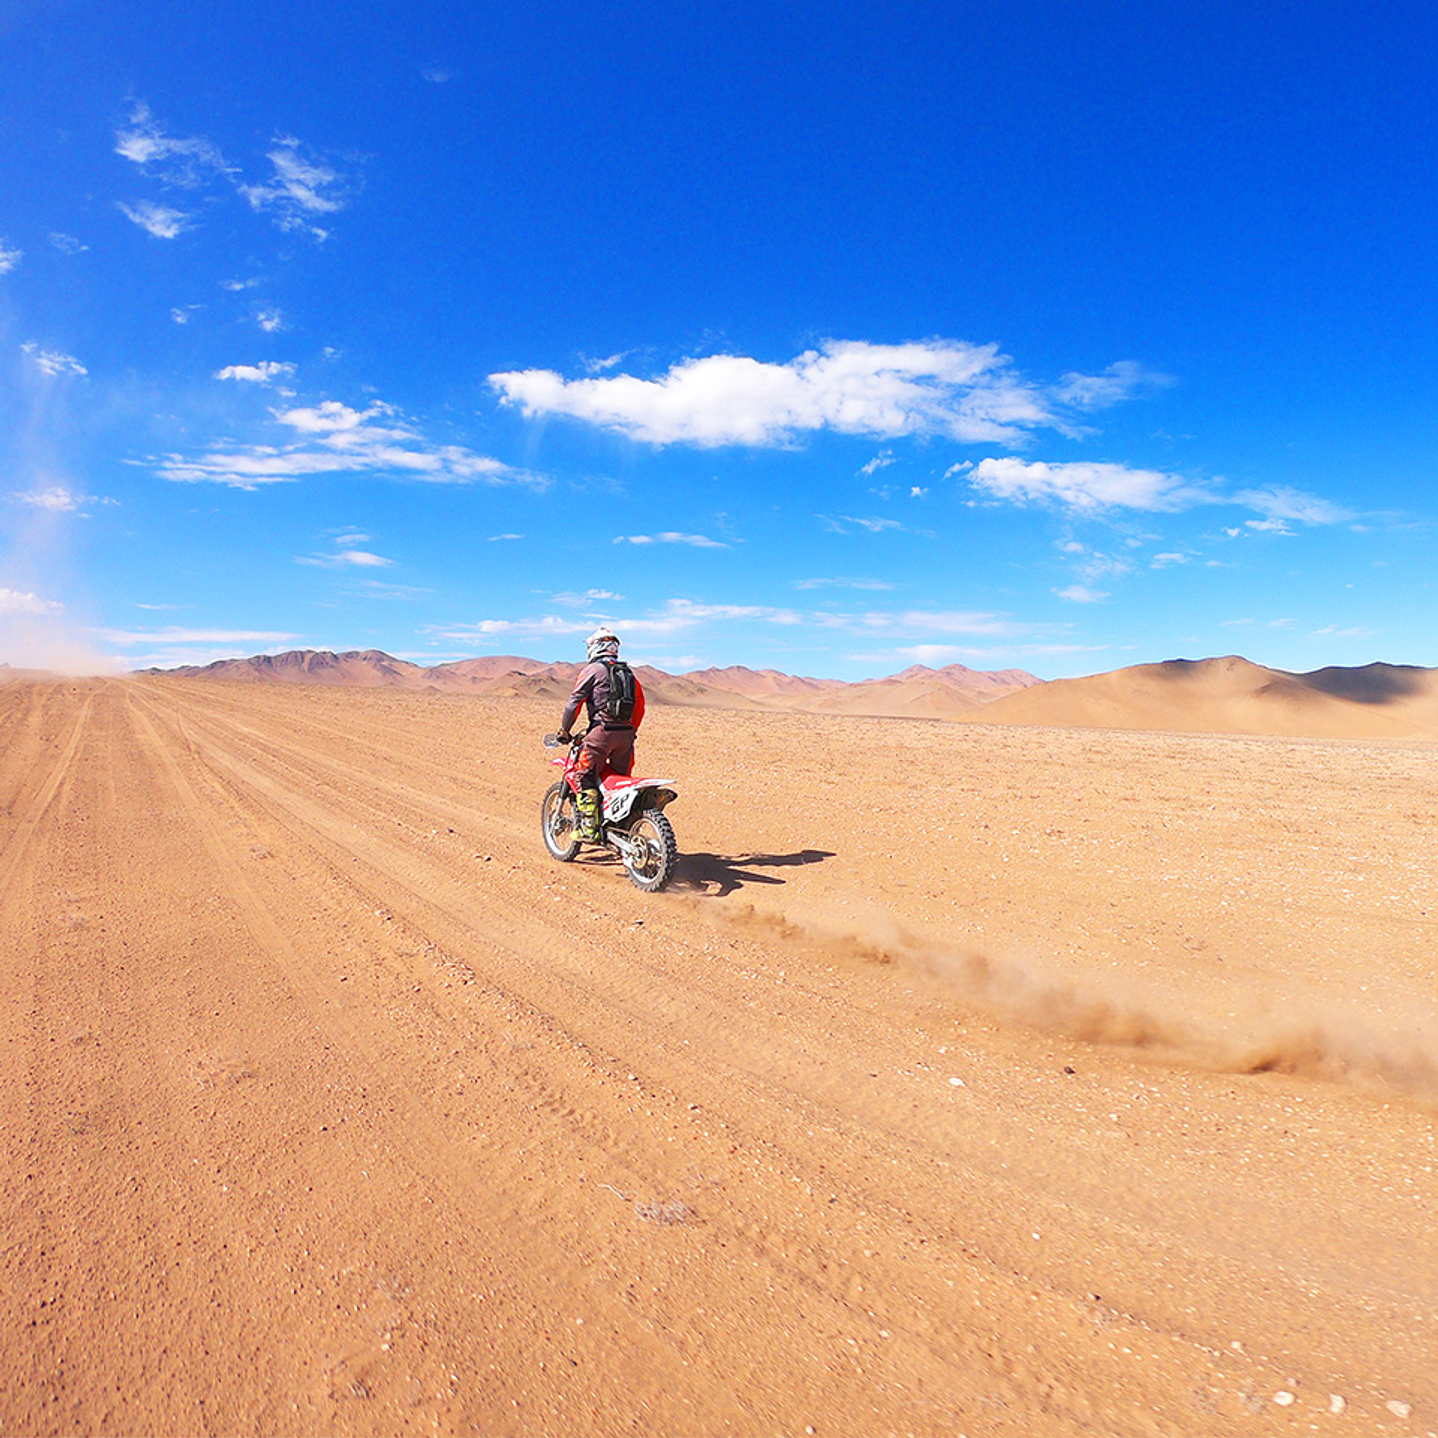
575;725;635;789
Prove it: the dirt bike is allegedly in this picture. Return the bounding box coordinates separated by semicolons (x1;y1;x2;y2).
540;734;680;891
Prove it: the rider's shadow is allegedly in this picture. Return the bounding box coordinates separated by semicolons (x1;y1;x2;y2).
671;849;837;898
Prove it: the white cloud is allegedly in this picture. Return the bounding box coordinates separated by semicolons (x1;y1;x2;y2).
216;361;296;384
1054;360;1173;409
491;338;1060;447
614;532;728;548
0;240;24;273
1150;552;1189;568
431;598;801;645
421;66;453;83
825;609;1036;638
1310;624;1375;640
0;587;63;615
239;136;352;237
859;450;896;477
1234;485;1350;526
296;548;393;569
967;458;1209;513
117;200;192;239
94;627;301;647
16;485;92;513
793;577;895;591
1054;585;1108;603
487;532;523;541
21;343;87;377
581;351;626;373
49;233;87;254
1074;550;1132;583
553;589;624;605
114;102;228;187
256;308;284;333
153;398;531;489
821;514;907;534
222;277;262;292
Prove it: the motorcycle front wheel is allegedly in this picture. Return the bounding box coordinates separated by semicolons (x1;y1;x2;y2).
541;782;581;861
622;810;677;892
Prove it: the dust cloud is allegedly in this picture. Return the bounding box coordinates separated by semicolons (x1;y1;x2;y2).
716;902;1438;1106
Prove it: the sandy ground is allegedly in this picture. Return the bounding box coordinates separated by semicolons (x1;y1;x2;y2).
2;677;1436;1437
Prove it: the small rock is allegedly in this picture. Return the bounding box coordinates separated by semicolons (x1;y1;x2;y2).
949;1077;965;1087
1273;1391;1294;1407
1328;1394;1345;1415
1386;1399;1412;1419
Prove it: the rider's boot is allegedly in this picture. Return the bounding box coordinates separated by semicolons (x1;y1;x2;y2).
575;787;601;841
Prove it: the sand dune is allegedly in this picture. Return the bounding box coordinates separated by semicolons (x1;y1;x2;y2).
3;677;1436;1435
971;654;1438;739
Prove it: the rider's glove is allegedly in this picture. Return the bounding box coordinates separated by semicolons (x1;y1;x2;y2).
555;731;573;744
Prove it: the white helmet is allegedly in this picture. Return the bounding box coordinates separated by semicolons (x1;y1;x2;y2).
585;625;620;661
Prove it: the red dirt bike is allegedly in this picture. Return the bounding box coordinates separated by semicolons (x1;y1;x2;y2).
541;734;680;891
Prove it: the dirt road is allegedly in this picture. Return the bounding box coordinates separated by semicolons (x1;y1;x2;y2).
2;678;1435;1436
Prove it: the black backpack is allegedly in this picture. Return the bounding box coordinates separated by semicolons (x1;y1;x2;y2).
598;658;637;723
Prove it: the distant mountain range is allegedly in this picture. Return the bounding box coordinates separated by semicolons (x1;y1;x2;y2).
141;649;1438;738
142;649;1040;719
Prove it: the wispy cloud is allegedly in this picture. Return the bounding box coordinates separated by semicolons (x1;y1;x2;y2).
14;485;96;514
1054;584;1108;603
115;103;356;242
216;361;296;384
492;338;1067;447
49;233;87;254
1053;360;1173;410
296;548;394;569
614;532;728;548
1234;485;1351;528
0;240;23;273
256;308;284;333
845;609;1037;637
793;577;896;591
21;343;87;378
430;598;801;645
151;398;533;489
553;589;624;606
117;199;192;239
114;101;229;186
239;136;353;238
819;514;909;535
92;626;300;647
963;458;1209;513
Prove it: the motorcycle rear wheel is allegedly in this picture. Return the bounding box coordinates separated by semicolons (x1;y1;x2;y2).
541;782;581;861
623;810;677;892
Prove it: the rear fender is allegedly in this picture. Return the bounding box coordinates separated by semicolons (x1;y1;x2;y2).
601;778;678;825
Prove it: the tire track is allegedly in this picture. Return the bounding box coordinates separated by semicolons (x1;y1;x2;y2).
0;687;93;906
120;686;762;1433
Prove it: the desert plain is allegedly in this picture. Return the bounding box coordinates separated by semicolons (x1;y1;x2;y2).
2;674;1436;1437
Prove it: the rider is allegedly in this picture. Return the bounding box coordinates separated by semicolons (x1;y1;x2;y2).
556;626;646;840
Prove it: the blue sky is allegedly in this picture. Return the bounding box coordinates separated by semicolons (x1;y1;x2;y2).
2;0;1434;679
